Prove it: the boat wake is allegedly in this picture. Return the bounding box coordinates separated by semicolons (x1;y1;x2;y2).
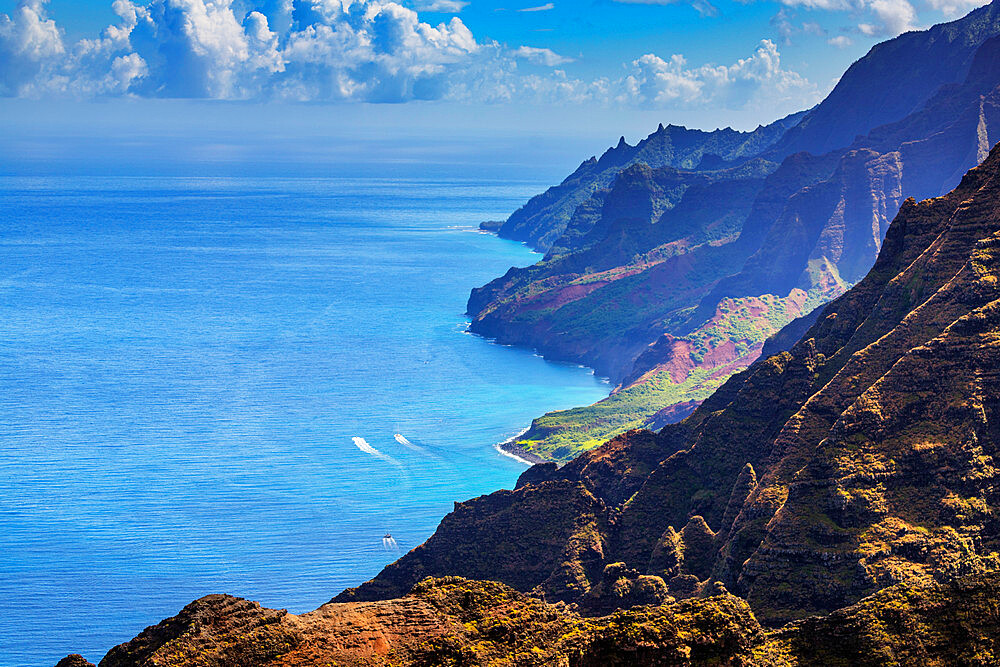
352;437;402;466
393;433;441;459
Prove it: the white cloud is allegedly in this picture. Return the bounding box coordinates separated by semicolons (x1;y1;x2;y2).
518;3;555;11
770;8;826;44
619;39;819;115
1;0;483;102
0;0;821;118
774;0;918;36
412;0;469;11
775;0;851;10
828;34;853;46
513;45;573;66
866;0;916;34
0;0;65;96
925;0;989;17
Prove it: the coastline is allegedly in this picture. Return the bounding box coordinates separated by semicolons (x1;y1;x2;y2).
466;230;607;469
494;428;546;466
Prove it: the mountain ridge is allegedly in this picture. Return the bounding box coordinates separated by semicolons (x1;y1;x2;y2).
489;113;805;252
469;7;1000;462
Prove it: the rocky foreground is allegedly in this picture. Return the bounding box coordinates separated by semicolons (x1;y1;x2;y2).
60;574;1000;666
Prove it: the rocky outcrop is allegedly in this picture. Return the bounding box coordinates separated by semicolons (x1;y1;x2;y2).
55;656;95;667
91;573;1000;665
101;595;301;667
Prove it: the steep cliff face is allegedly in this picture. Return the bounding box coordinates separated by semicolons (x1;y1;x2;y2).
338;144;1000;629
492;113;804;251
470;19;1000;462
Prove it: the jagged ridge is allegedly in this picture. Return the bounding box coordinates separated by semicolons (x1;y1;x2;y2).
491;114;805;252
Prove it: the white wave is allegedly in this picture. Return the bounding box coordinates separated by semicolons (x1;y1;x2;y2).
494;443;534;466
492;427;534;466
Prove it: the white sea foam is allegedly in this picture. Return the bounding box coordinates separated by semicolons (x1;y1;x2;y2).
493;444;534;466
493;427;534;466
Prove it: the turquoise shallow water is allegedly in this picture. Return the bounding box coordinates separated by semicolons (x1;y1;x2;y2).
0;172;609;665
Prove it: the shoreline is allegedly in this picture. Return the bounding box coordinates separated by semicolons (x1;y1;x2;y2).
494;428;546;466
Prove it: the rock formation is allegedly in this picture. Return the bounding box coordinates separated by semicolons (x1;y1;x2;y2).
79;574;1000;665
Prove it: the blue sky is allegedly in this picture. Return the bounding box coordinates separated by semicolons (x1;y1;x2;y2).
0;0;990;137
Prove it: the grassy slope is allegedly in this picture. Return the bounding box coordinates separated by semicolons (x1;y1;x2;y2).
515;286;842;461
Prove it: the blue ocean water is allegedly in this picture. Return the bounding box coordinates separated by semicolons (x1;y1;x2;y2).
0;172;609;665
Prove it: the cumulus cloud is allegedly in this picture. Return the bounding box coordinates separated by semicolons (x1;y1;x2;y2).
0;0;481;101
0;0;65;96
619;39;819;114
828;34;853;46
862;0;916;34
0;0;821;116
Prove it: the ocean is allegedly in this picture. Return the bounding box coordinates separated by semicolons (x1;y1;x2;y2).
0;167;609;664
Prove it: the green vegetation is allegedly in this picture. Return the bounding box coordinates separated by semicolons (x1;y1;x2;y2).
516;366;724;461
517;289;835;462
